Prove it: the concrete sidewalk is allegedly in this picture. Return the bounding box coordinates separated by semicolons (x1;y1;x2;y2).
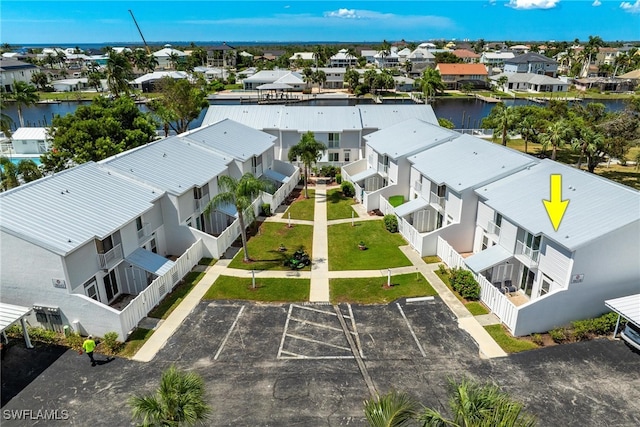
309;183;330;302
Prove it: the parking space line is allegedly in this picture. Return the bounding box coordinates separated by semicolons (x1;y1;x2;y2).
292;304;337;316
214;306;245;360
277;304;294;359
285;333;352;351
396;302;427;358
347;304;365;359
279;350;354;360
288;316;344;332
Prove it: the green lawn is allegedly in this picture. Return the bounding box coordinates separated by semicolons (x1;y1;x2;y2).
328;221;412;271
330;273;437;304
422;256;441;264
465;301;490;316
119;328;154;358
148;271;205;319
389;195;405;207
484;324;539;353
228;222;313;271
198;257;218;266
326;188;356;220
203;275;310;302
284;189;315;221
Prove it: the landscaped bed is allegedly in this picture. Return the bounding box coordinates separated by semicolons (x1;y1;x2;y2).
148;271;205;319
330;273;437;304
326;188;356;220
327;220;412;270
388;195;405;207
203;275;310;302
228;222;313;271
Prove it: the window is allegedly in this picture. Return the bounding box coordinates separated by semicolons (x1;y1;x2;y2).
540;276;552;296
525;232;541;251
103;269;119;302
328;133;340;148
437;184;446;198
329;152;339;162
83;277;99;301
343;150;350;162
136;216;143;232
495;213;503;228
194;187;204;200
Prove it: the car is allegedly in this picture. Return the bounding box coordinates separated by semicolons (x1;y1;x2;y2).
620;322;640;352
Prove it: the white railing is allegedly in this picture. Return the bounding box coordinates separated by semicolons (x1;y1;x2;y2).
137;223;151;242
1;143;14;154
453;129;494;138
354;182;363;204
436;237;518;332
194;194;211;213
515;240;539;265
261;167;299;213
487;220;501;238
97;243;123;270
119;239;205;336
377;162;388;175
430;192;445;210
378;195;394;216
214;197;262;257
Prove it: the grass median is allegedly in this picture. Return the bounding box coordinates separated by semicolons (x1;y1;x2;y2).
204;275;310;302
330;273;437;304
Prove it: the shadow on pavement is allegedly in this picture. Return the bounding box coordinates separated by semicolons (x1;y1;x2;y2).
1;340;68;407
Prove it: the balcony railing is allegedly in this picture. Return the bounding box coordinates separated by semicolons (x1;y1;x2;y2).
377;162;388;175
194;194;211;213
137;223;151;241
430;192;445;210
515;240;539;265
97;243;123;270
487;220;501;238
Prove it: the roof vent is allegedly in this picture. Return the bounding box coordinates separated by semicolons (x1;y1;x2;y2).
163;153;167;157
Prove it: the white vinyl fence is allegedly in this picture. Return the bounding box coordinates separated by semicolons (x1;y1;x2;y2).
119;239;205;336
436;236;518;332
262;168;300;214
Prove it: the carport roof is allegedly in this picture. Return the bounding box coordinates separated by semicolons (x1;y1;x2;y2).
605;294;640;328
125;248;175;276
394;196;429;218
0;302;31;333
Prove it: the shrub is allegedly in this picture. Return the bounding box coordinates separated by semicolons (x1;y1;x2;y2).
383;214;398;233
102;332;122;353
260;203;271;217
591;312;622;335
571;320;592;341
341;181;355;198
549;328;567;343
65;332;84;351
449;268;480;300
531;333;544;346
335;174;342;184
27;327;59;344
437;264;448;275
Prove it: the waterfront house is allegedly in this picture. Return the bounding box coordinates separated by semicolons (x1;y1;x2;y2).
329;49;358;68
479;51;515;70
490;73;569;93
10;127;50;154
131;71;190;92
503;52;559;77
0;58;39;93
242;70;305;91
207;43;237;68
436;63;489;89
152;46;188;70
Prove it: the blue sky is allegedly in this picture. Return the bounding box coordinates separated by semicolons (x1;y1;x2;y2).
1;1;639;45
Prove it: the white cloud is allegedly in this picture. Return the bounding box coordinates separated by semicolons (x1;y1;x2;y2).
592;0;601;6
325;8;360;19
507;0;560;9
620;0;640;13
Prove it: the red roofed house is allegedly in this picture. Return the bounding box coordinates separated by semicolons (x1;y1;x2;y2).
452;49;480;64
436;63;488;90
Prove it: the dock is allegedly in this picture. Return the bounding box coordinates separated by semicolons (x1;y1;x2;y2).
474;94;502;103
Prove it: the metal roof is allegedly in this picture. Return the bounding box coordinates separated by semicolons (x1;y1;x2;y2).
475;159;640;250
102;137;230;196
410;134;535;192
11;127;48;141
0;162;161;255
279;106;362;132
357;105;438;128
491;73;567;86
0;302;31;333
350;168;378;183
202;105;284;130
394;196;429;218
243;70;300;82
365;118;458;160
125;248;175;276
465;244;513;273
506;52;557;64
605;294;640;328
180;119;275;162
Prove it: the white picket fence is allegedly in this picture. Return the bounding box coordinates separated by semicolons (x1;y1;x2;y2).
262;167;300;214
119;239;205;335
378;194;394;216
436;236;518;332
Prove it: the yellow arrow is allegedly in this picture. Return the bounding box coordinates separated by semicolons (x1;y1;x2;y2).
542;174;569;231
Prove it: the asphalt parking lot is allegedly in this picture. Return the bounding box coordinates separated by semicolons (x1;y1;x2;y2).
2;298;640;426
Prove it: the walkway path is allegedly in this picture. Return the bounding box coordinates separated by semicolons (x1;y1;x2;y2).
134;185;507;360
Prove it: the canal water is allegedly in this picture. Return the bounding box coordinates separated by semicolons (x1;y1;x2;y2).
2;97;627;131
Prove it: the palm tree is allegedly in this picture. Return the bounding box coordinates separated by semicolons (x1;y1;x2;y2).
12;81;40;127
418;68;445;103
106;51;134;98
378;40;391;69
145;55;159;73
288;131;327;199
168;52;181;70
540;120;572;161
344;68;361;93
0;157;20;190
492;103;516;146
17;159;42;183
363;390;418;427
313;70;327;93
30;72;49;90
129;365;210;427
312;45;325;71
418;378;536;427
572;126;604;170
204;173;272;263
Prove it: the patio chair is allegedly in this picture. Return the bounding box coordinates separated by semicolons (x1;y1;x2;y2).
493;281;502;289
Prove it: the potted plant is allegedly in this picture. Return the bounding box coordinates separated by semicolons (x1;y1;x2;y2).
279;243;287;252
358;241;367;250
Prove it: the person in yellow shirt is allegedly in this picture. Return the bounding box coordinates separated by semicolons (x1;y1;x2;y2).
82;335;96;366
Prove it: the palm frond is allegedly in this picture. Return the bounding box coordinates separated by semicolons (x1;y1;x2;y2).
363;390;419;427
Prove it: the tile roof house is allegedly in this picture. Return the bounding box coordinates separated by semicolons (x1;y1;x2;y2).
436;63;489;89
452;49;480;63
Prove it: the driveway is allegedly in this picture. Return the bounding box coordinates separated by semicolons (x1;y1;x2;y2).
2;298;640;426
